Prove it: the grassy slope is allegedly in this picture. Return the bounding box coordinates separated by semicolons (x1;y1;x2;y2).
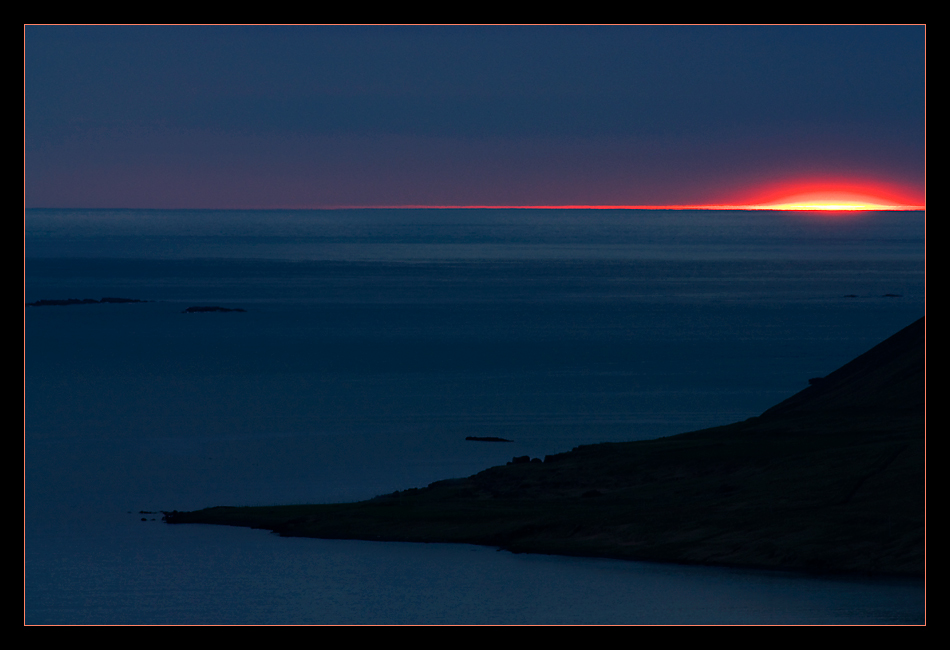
166;318;925;576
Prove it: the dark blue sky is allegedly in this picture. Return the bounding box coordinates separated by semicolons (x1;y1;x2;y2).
25;25;925;209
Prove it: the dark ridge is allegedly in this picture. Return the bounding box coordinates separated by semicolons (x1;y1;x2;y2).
166;317;925;577
466;436;513;443
757;317;924;430
99;297;150;304
26;297;150;306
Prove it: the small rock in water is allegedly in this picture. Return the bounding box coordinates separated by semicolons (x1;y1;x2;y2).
182;306;247;313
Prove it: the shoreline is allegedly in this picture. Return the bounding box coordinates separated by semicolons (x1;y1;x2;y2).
165;317;925;578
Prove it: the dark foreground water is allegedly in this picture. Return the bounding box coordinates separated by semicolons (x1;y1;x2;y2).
25;208;925;624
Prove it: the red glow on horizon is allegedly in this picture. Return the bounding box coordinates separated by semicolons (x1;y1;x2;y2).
316;201;924;211
725;177;925;212
290;178;924;212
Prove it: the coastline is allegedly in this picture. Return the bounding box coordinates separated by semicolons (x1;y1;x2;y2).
165;317;925;577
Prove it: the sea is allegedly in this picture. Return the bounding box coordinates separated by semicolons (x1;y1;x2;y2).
25;207;926;624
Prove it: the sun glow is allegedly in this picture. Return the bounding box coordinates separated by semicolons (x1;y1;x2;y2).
313;180;924;212
742;192;920;212
731;182;925;212
744;201;907;211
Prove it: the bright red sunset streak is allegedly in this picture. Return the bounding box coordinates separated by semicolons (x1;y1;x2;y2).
342;202;923;211
711;179;925;212
321;180;925;212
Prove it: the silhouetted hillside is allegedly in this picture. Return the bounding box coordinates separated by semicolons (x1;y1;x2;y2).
166;318;925;576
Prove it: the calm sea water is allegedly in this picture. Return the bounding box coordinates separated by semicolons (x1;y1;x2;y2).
25;208;925;624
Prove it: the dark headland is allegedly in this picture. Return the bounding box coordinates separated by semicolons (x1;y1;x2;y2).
165;317;925;577
26;297;151;306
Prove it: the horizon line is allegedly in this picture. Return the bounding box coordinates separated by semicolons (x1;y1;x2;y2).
322;203;927;211
26;204;926;212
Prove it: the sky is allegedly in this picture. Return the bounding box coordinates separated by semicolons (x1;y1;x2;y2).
24;25;925;210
